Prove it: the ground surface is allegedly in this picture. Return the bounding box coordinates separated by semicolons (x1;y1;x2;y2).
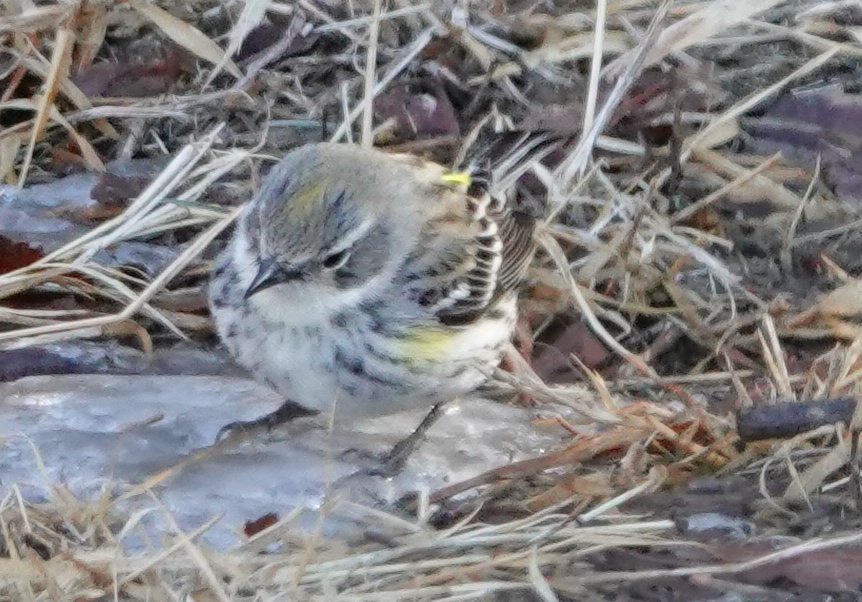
2;0;862;600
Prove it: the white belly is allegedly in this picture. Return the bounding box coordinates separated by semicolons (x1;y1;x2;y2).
208;235;516;419
211;297;513;418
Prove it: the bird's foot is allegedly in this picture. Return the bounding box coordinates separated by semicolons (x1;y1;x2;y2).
215;400;318;443
343;403;448;479
339;443;411;479
362;445;413;479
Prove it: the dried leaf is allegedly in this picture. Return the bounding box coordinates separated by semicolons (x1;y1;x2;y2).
606;0;785;76
0;236;44;275
235;21;320;63
374;83;460;142
715;543;862;592
614;64;726;129
243;512;279;537
130;0;242;78
48;173;151;223
780;548;862;591
73;1;108;70
532;322;612;383
91;173;151;207
744;86;862;202
73;52;183;98
520;64;724;143
224;0;272;60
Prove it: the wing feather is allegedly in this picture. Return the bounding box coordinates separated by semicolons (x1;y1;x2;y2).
398;141;545;327
426;189;535;326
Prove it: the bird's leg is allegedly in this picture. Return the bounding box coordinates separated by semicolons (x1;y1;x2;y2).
215;399;319;443
367;402;449;477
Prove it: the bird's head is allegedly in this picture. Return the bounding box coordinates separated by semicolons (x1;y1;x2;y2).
242;143;411;305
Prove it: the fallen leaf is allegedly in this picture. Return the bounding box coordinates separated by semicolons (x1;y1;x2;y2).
0;236;43;275
519;64;724;143
531;321;612;383
244;512;279;537
374;83;460;143
47;173;150;222
73;0;108;69
613;64;726;136
743;85;862;202
714;542;862;592
605;0;785;76
73;51;184;98
235;21;320;64
130;0;242;78
224;0;272;61
91;172;151;208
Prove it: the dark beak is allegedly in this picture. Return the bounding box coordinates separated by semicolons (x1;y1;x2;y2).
244;259;305;300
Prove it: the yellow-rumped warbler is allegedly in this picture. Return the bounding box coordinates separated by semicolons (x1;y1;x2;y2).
209;142;537;473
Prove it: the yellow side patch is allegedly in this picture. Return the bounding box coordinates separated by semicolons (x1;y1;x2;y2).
290;182;327;217
441;171;472;189
400;326;456;363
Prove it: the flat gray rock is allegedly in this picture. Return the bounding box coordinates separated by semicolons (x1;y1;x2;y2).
0;373;564;548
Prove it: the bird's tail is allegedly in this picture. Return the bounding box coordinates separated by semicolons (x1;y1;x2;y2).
457;128;569;218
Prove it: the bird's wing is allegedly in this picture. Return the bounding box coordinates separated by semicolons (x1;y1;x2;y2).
404;187;536;327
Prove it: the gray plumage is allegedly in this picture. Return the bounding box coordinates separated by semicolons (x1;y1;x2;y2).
209;142;536;424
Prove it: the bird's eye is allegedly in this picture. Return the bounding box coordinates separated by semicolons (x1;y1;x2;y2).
322;249;351;269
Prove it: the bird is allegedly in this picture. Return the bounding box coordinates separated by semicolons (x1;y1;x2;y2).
208;141;538;475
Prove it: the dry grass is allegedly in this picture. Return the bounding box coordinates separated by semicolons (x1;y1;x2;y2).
3;0;862;599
